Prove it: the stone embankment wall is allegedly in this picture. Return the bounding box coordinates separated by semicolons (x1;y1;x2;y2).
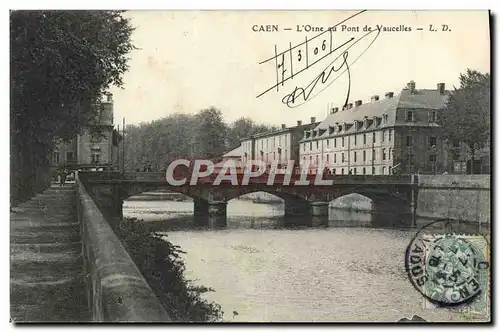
76;174;170;322
416;175;490;224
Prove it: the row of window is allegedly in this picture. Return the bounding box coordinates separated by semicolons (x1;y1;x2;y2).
303;148;394;165
243;150;288;163
311;167;387;175
405;136;437;147
52;151;102;165
252;135;289;152
303;129;393;152
404;110;438;122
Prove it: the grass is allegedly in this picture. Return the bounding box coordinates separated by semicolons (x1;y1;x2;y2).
115;217;224;322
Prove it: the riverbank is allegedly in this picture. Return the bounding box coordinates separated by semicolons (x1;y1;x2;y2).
115;217;224;322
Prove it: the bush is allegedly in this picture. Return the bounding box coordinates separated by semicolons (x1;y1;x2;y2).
115;218;224;322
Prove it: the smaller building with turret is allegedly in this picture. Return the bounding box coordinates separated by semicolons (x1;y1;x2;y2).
51;93;120;171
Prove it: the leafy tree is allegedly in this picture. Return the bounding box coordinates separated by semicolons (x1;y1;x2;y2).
10;10;134;204
192;107;227;159
438;69;490;173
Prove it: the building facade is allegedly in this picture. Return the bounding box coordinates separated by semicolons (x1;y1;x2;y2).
51;94;120;171
300;81;449;175
240;118;320;169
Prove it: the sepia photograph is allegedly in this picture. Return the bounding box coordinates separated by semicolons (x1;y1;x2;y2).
9;8;491;323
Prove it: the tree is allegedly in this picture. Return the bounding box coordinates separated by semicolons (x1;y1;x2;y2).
10;10;135;204
438;69;490;174
192;107;228;159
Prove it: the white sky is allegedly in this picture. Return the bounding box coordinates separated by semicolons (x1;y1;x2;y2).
110;10;490;127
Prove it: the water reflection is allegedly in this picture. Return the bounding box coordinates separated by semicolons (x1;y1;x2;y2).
122;198;487;322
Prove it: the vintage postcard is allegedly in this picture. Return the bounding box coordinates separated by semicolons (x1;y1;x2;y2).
10;10;491;323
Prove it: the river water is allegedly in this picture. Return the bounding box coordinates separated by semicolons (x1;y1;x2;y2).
123;198;475;323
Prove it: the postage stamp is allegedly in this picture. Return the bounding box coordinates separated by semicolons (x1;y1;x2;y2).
405;222;490;319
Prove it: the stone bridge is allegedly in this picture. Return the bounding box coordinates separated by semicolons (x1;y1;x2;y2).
78;172;419;227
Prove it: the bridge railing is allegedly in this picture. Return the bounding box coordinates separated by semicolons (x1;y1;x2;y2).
75;173;171;322
79;171;414;185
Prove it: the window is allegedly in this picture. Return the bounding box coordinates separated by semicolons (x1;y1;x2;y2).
354;168;357;175
363;134;367;145
363;167;366;175
53;151;60;165
354;135;357;146
334;138;337;148
373;132;376;143
429;154;436;162
316;141;319;149
354;151;357;162
429;137;437;148
332;169;336;175
372;167;376;175
431;111;437;122
389;129;392;141
406;110;414;121
382;130;385;142
342;153;345;163
310;142;312;150
66;151;74;162
303;144;305;151
373;149;376;161
327;139;330;147
342;137;345;147
389;148;392;160
382;148;386;160
316;155;319;164
334;154;337;163
406;136;413;146
91;153;100;164
273;152;276;160
326;154;329;163
382;167;386;175
363;150;366;162
341;168;344;175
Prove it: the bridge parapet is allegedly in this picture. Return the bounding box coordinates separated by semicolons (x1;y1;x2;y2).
79;171;415;186
76;173;170;322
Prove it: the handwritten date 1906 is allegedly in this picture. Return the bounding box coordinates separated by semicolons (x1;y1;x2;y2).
256;10;382;109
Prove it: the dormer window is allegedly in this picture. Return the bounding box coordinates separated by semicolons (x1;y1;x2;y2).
383;114;388;124
406;110;414;122
354;120;358;131
328;126;335;135
342;122;347;132
373;116;379;127
363;118;368;128
278;147;282;154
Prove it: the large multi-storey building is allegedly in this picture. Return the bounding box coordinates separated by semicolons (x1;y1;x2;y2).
300;81;450;175
240;118;320;169
51;94;120;171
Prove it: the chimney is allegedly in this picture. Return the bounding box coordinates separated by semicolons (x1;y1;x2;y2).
106;93;113;102
310;117;316;124
385;92;394;99
297;120;302;126
370;95;380;102
407;80;416;94
281;124;286;129
355;100;362;107
437;83;445;95
348;103;353;109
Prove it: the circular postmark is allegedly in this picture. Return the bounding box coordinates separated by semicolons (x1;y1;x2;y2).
405;220;490;307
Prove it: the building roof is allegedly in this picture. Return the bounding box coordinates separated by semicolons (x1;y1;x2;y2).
241;122;320;141
315;88;448;130
222;146;242;158
301;86;449;142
